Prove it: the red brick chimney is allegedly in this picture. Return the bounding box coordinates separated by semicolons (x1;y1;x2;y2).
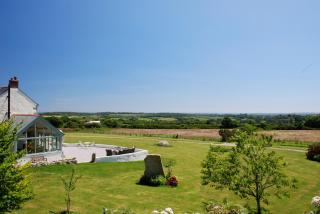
9;76;19;88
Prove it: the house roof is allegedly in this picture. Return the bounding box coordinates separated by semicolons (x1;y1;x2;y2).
13;115;64;136
0;86;39;107
0;87;8;95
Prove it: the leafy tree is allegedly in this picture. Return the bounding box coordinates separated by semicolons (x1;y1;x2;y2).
218;129;236;142
220;117;238;129
305;115;320;128
201;131;297;214
64;117;84;129
102;118;120;128
239;123;257;135
45;116;64;128
0;120;33;213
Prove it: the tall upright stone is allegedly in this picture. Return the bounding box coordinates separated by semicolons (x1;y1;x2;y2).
144;154;165;178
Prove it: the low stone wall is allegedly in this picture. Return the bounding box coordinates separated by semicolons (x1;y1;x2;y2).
95;148;148;163
18;144;148;164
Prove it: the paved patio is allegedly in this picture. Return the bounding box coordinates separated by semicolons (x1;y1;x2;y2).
62;143;148;163
62;143;120;163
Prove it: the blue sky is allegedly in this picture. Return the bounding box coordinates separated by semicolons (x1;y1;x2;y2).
0;0;319;113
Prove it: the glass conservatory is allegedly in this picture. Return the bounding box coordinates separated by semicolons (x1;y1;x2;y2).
13;115;64;154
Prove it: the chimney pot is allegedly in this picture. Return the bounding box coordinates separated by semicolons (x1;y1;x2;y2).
9;77;19;88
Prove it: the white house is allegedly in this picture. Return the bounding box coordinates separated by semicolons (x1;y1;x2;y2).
0;77;63;161
0;77;38;121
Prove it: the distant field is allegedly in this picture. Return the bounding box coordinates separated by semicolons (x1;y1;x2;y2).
260;130;320;143
110;128;221;139
109;128;320;143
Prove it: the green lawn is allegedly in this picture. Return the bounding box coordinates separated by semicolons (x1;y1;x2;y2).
14;133;320;214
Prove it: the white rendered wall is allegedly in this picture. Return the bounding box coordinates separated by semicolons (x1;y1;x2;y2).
0;88;38;121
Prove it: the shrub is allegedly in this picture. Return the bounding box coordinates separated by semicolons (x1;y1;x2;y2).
306;143;320;162
137;175;166;187
162;158;178;187
239;124;257;135
166;176;178;187
219;129;236;142
0;120;33;213
162;158;176;179
260;134;273;147
209;146;230;153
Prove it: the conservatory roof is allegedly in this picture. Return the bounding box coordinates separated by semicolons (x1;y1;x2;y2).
12;114;64;136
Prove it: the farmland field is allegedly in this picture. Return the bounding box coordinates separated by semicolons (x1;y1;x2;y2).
109;128;320;143
14;132;320;214
110;128;221;139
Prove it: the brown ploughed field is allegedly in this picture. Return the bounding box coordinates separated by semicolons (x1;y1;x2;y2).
111;128;221;138
260;130;320;143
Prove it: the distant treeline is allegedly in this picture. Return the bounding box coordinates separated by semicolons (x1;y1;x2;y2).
41;112;320;130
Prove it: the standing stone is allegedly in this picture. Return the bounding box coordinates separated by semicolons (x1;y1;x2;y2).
90;153;96;163
144;154;165;178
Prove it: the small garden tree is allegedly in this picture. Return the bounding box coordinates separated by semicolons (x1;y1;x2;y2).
60;168;81;214
201;131;297;214
0;120;33;213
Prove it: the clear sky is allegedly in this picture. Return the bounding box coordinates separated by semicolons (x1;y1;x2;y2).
0;0;319;113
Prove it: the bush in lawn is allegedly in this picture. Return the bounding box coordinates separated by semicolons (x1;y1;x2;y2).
306;143;320;162
166;176;178;187
138;175;166;187
162;158;178;187
219;129;236;142
162;158;176;179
